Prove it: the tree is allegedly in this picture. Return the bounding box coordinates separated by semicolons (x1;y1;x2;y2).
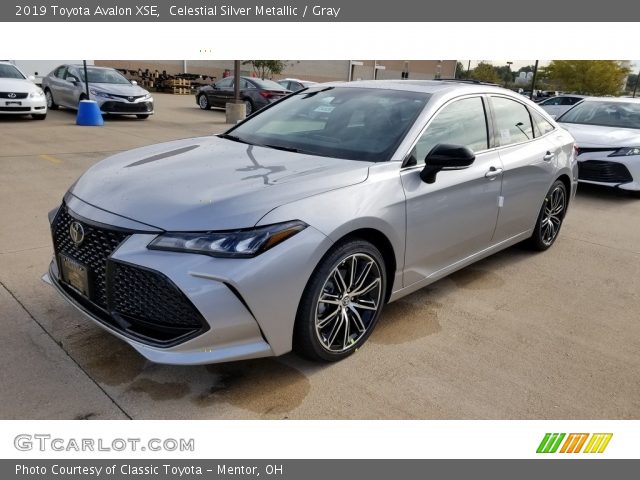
455;61;468;79
470;62;500;84
546;60;631;95
242;60;287;79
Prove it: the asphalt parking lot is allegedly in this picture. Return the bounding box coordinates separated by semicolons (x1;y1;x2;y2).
1;93;639;420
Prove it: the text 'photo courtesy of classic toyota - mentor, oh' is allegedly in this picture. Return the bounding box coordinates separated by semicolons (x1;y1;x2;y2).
44;80;577;365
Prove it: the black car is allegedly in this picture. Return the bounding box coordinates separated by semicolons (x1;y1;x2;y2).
277;78;318;92
196;76;290;115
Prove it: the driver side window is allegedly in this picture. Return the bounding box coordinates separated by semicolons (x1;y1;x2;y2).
410;97;489;166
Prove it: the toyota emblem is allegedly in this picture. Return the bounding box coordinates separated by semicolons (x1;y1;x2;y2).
7;93;16;98
128;96;134;102
69;221;85;245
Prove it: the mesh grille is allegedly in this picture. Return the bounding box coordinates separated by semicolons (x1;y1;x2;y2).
52;205;128;308
100;101;152;113
110;261;204;330
578;160;633;184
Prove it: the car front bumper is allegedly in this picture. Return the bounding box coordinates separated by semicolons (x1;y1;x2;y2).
577;151;640;191
44;196;332;365
94;97;154;115
0;95;46;114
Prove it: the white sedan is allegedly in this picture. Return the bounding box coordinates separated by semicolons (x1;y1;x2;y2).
0;62;47;120
539;94;588;118
557;97;640;194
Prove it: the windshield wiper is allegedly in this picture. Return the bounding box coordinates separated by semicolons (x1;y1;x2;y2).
258;143;303;153
218;133;251;144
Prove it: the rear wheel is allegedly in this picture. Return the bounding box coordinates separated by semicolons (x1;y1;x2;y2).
527;180;567;251
243;99;254;116
198;94;210;110
44;89;57;110
294;239;386;362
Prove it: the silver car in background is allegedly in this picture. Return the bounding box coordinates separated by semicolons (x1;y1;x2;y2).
539;94;589;118
558;97;640;194
41;65;154;119
45;80;576;365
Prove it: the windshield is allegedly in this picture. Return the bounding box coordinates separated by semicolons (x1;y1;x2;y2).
558;101;640;129
0;64;25;79
79;68;130;84
228;87;430;162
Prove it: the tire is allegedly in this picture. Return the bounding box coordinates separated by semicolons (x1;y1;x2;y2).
44;89;58;110
527;180;568;251
136;114;149;120
293;239;387;362
197;94;210;110
243;99;254;116
31;114;46;120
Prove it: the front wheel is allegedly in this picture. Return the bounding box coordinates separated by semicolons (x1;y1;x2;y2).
198;94;210;110
294;239;387;362
527;180;568;251
44;89;58;110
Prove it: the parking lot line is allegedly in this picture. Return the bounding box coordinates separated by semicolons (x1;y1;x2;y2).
39;154;63;165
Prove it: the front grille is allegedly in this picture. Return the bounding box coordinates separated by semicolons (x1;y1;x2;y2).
0;92;28;99
0;107;30;112
52;206;128;308
108;94;145;101
100;101;152;113
108;261;206;342
51;204;207;346
578;160;633;184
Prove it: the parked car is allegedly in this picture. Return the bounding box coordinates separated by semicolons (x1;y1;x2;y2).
45;80;576;365
0;61;47;120
41;65;154;119
539;95;589;118
277;78;318;92
196;76;290;115
557;97;640;194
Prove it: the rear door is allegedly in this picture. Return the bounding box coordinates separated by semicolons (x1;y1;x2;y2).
490;96;558;242
401;95;503;285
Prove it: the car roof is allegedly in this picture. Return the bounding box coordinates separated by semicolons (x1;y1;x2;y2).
314;79;516;96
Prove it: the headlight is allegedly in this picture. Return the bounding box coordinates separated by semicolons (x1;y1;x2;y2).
29;89;44;98
148;221;307;258
143;93;152;100
609;147;640;157
89;88;111;98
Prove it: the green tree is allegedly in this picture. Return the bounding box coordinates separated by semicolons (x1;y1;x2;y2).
242;60;287;79
455;61;468;79
470;62;500;84
546;60;631;95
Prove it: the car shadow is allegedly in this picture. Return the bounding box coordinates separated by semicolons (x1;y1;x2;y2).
575;182;638;203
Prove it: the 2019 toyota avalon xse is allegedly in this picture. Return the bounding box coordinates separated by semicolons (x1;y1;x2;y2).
45;80;577;365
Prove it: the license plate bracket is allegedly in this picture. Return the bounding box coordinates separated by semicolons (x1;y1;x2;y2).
58;254;90;297
6;101;22;106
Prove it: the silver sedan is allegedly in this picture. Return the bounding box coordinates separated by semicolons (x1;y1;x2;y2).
45;80;576;365
41;65;154;119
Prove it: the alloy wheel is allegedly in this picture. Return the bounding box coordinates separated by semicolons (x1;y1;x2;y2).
541;184;566;246
314;253;382;353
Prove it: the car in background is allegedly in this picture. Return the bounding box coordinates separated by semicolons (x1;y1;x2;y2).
42;65;154;119
277;78;318;92
196;76;290;115
557;97;640;194
0;61;47;120
45;80;576;365
539;94;588;118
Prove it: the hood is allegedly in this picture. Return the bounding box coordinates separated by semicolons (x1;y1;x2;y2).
70;136;371;231
560;122;640;148
0;77;38;93
88;82;148;96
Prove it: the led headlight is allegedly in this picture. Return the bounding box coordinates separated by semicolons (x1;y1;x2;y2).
610;147;640;157
29;89;44;98
143;93;152;100
148;221;307;258
90;89;111;98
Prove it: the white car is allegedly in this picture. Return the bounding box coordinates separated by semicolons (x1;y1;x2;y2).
0;61;47;120
557;97;640;194
539;95;588;118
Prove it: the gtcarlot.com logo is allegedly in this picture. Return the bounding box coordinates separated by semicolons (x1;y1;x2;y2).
536;433;613;454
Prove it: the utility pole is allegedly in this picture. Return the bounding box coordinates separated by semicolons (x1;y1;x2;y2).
233;60;240;103
506;61;513;87
529;60;539;101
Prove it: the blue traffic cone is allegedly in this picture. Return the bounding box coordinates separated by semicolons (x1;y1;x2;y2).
76;100;104;126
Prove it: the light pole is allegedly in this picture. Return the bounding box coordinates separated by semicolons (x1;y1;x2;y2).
530;60;539;101
506;61;513;87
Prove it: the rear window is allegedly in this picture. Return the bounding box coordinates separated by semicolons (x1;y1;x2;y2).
252;78;288;90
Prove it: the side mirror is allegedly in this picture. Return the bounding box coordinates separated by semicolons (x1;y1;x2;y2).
28;75;36;82
131;80;138;85
420;144;476;184
68;76;81;84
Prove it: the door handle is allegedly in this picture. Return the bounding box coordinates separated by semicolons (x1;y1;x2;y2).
485;166;503;179
543;151;555;162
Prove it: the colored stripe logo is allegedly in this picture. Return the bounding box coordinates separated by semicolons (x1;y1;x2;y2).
537;433;612;453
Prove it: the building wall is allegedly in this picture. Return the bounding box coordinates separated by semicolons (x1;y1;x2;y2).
95;60;457;83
